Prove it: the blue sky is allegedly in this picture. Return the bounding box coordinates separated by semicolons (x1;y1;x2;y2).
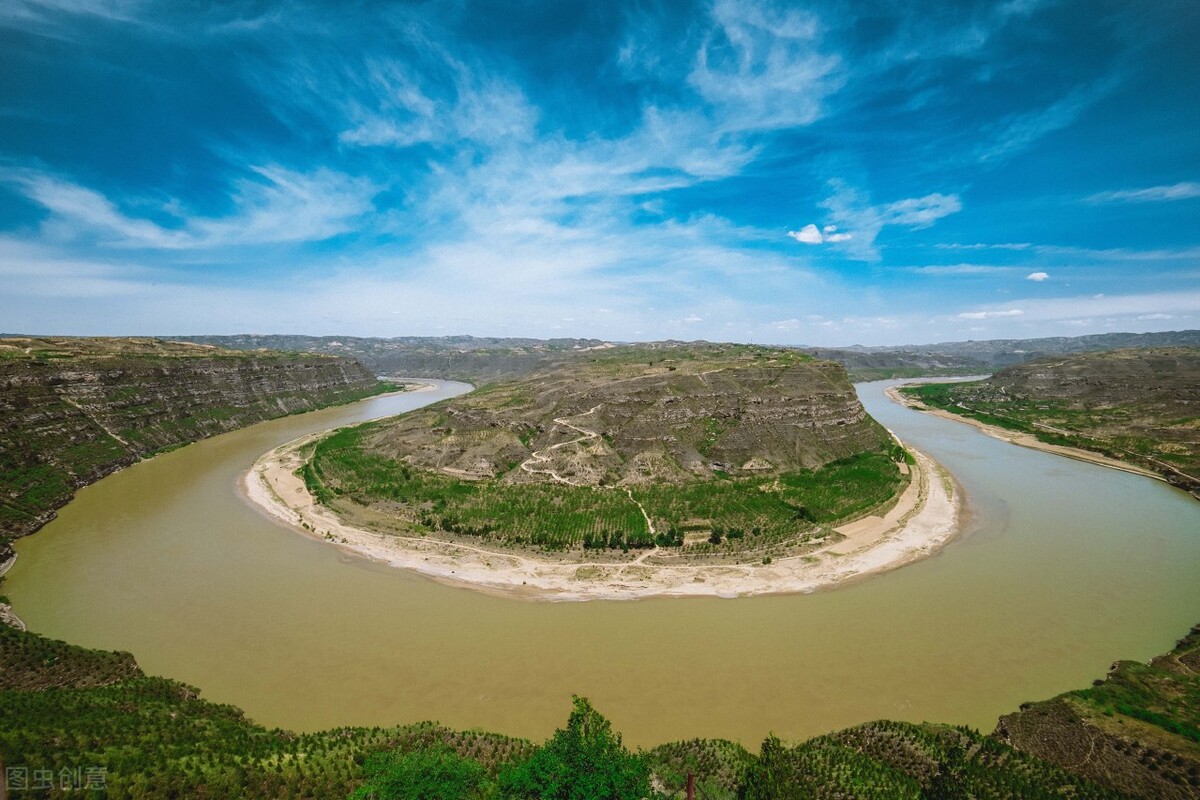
1;0;1198;346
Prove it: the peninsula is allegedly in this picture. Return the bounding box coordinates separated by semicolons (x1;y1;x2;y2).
245;344;960;598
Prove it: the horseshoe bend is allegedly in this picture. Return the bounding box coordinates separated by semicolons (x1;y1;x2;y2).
244;343;960;599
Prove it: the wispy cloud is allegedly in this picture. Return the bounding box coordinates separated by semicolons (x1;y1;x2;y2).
5;166;379;249
913;264;1013;276
802;183;962;261
1026;271;1049;281
690;0;844;132
958;308;1024;319
1086;182;1200;204
975;81;1115;163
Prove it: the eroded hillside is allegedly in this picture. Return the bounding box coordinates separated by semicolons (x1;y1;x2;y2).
366;345;888;485
0;336;388;543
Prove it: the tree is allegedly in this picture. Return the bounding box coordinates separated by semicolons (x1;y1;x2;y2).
350;745;489;800
499;696;650;800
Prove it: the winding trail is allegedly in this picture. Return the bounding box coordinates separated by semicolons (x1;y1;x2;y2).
519;405;659;549
518;405;603;487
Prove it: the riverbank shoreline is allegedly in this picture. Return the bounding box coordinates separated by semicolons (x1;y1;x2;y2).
242;425;963;601
0;552;27;631
885;386;1165;482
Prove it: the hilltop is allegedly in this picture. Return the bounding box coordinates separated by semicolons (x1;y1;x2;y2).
306;344;900;555
901;347;1200;498
362;344;889;486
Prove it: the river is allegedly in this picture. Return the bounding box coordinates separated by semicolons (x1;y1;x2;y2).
7;379;1200;748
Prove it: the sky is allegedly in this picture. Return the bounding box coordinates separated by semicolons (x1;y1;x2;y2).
1;0;1198;346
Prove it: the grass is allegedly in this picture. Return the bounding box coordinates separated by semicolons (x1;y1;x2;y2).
902;381;1194;470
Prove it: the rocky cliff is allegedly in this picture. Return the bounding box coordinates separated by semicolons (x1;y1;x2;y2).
0;337;386;543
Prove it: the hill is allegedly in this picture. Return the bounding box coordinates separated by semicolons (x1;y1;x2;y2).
301;344;909;560
901;347;1200;499
174;333;609;383
874;329;1200;370
0;336;390;546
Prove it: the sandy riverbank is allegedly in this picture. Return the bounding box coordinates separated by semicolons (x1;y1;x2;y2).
242;424;963;600
885;386;1165;482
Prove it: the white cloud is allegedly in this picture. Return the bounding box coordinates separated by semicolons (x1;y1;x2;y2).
689;0;844;132
1086;182;1200;204
957;309;1024;319
814;182;962;260
683;314;704;323
787;223;852;245
787;224;820;244
5;166;378;249
882;193;962;228
1026;271;1049;281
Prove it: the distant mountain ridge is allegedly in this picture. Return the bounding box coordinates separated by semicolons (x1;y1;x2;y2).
174;330;1200;382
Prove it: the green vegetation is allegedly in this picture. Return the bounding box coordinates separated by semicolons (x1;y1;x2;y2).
740;722;1126;799
8;618;1187;799
497;696;650;799
308;420;904;553
0;626;534;799
901;348;1200;500
351;746;490;799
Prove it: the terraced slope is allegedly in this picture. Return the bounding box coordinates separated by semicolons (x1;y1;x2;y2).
307;344;907;556
903;347;1200;498
996;623;1200;799
0;336;389;543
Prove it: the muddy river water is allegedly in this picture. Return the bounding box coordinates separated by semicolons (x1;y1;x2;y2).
8;379;1200;747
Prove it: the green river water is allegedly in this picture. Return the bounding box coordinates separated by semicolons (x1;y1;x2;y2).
7;379;1200;748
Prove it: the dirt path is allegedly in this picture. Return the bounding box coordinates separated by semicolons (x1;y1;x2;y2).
518;405;603;486
518;405;660;550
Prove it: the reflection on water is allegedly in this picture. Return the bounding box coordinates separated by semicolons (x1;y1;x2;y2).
9;379;1200;747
